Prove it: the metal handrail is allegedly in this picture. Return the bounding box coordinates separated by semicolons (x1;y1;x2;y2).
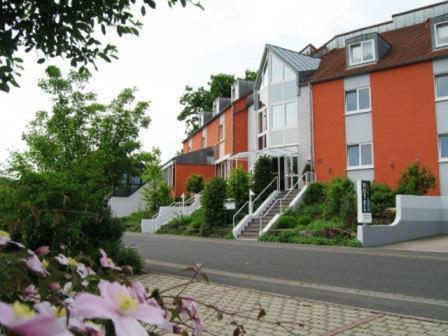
252;176;278;205
259;197;281;233
232;200;249;228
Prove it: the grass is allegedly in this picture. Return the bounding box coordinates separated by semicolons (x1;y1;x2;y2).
120;210;154;232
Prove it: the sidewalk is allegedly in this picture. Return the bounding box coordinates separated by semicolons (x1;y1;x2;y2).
137;273;448;336
379;235;448;253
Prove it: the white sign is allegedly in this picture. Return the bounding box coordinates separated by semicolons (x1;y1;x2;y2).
224;199;236;210
357;180;372;224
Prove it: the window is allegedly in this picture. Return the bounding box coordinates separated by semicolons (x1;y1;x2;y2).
284;64;296;82
271;55;283;83
258;134;267;150
257;109;267;150
219;116;225;141
345;87;371;114
435;73;448;100
261;66;268;88
285;102;297;127
347;143;373;168
440;134;448;161
271;104;283;129
188;138;192;153
348;40;375;66
435;21;448;48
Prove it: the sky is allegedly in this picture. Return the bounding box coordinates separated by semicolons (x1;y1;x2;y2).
0;0;438;164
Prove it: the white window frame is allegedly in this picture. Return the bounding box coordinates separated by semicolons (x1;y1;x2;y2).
434;73;448;101
439;133;448;162
257;108;268;150
345;86;371;115
434;21;448;49
270;103;284;130
348;39;376;66
188;138;192;153
219;115;225;142
346;142;374;170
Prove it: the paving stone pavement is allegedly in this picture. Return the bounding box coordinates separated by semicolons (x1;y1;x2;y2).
136;273;448;336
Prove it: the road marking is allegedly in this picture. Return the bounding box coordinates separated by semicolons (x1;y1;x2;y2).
144;258;448;308
125;232;448;262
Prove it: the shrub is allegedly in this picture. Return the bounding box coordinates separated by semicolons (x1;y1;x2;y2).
396;163;436;195
296;215;312;226
227;167;250;209
302;182;326;206
121;210;153;232
323;178;356;220
111;246;144;273
274;215;297;229
371;183;396;217
185;174;205;194
201;177;227;236
252;155;274;196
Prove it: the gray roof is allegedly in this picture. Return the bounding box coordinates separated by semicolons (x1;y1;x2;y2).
266;44;321;72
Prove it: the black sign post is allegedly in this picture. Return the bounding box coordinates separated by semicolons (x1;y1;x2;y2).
357;180;372;224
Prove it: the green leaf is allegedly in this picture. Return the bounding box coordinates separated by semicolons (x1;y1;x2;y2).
37;58;45;64
141;6;146;15
101;24;106;35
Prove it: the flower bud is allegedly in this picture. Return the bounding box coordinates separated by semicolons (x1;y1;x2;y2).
35;246;50;257
48;282;61;292
120;265;133;275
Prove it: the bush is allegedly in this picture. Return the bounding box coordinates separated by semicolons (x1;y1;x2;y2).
323;178;356;221
274;215;297;229
201;177;227;236
302;182;326;206
121;210;153;232
252;155;274;195
227;167;250;209
111;246;144;273
185;174;205;194
396;163;436;195
371;183;396;217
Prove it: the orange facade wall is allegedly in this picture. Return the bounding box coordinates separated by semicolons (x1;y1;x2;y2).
233;97;249;155
313;79;347;181
224;108;233;155
191;131;202;152
206;118;219;148
173;163;215;197
370;62;440;194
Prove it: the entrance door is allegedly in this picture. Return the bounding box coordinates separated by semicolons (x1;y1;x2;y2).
284;156;299;190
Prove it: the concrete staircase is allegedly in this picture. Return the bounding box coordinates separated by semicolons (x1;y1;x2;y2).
237;189;300;240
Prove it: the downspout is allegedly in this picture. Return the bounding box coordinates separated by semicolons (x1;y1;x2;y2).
309;82;315;173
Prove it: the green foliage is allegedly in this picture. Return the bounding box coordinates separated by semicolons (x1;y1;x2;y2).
396;163;436;195
111;247;144;273
142;149;173;212
260;230;361;247
185;174;205;194
274;215;297;229
121;210;154;232
178;71;256;134
227;168;250;209
371;183;396;217
0;66;148;271
201;177;227;236
302;182;326;206
323;178;356;221
252;155;274;196
244;70;258;81
0;0;198;92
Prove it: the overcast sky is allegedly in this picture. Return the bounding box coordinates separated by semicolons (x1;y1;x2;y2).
0;0;437;163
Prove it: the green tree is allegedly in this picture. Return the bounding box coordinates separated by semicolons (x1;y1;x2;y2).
0;0;200;92
227;168;250;209
186;174;205;194
244;70;258;81
323;178;356;225
396;163;436;195
252;155;274;195
142;149;172;213
1;66;151;269
178;71;256;134
371;183;396;217
201;177;227;236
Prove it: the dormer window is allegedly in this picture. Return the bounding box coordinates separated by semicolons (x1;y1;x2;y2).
348;40;375;66
435;21;448;48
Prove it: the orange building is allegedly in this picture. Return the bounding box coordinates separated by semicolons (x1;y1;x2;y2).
163;79;254;197
310;6;448;195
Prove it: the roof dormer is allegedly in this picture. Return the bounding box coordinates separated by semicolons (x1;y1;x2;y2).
431;14;448;49
212;97;231;116
345;33;390;67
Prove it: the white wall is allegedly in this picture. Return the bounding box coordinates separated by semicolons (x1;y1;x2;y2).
109;186;146;218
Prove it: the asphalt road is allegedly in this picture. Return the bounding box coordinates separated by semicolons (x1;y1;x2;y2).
124;233;448;321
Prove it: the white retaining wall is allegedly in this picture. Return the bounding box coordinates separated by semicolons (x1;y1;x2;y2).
109;186;146;217
358;195;448;247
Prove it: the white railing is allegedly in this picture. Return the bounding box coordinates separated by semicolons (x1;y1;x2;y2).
258;172;316;235
232;201;249;228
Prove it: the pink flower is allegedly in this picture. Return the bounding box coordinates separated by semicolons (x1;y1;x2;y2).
180;297;202;336
99;249;121;271
76;262;95;279
131;281;147;304
71;280;172;336
21;285;40;302
0;301;71;336
26;253;49;277
34;246;49;257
